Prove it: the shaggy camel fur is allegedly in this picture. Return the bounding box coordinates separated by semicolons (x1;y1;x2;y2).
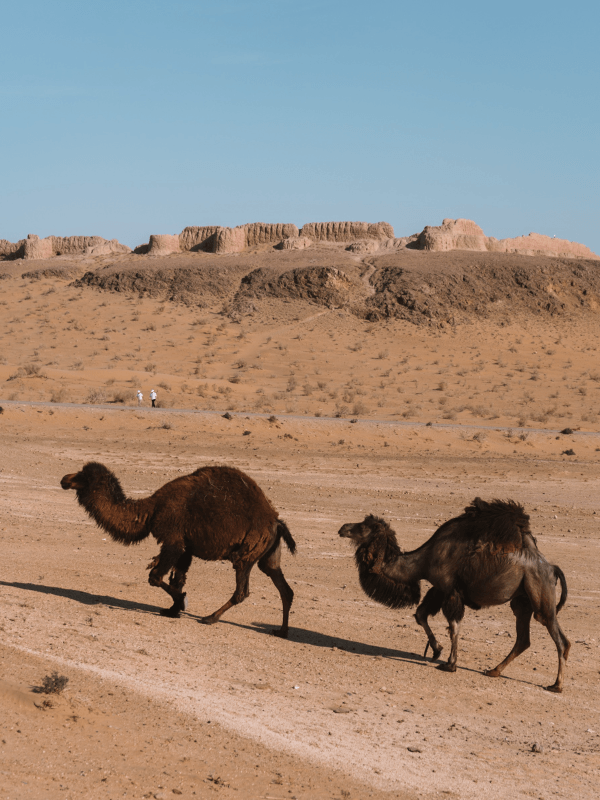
339;499;570;692
61;462;296;637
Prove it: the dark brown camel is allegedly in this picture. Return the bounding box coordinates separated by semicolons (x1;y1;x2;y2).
61;462;296;637
339;498;570;692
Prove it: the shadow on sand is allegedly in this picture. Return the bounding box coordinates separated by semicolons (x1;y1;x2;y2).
0;580;162;616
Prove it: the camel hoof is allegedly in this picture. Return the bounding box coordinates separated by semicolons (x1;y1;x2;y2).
431;647;443;661
484;669;501;678
160;607;181;618
436;662;456;673
544;684;562;694
199;615;219;626
270;628;289;639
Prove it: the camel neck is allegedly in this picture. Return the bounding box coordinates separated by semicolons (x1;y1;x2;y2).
78;487;154;544
379;547;426;584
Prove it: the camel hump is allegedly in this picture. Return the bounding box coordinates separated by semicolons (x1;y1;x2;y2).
465;497;529;525
459;497;533;550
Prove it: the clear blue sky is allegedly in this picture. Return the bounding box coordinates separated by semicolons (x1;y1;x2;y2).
2;0;598;252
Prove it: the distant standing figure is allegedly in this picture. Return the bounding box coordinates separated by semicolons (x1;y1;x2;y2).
150;389;157;408
137;389;143;407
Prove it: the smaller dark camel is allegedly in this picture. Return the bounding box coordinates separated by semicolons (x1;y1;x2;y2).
339;499;570;692
61;462;296;637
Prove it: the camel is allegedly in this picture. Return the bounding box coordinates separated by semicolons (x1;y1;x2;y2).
61;462;296;637
339;498;570;692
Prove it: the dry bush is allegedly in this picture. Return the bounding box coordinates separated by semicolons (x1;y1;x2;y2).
155;398;172;408
302;382;315;396
86;388;106;404
144;363;156;372
7;368;26;381
158;382;171;392
377;349;389;360
228;375;241;384
112;389;135;404
36;672;69;695
50;388;67;403
352;401;369;416
286;377;297;393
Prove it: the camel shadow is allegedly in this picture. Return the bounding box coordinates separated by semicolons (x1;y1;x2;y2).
0;580;163;616
224;619;427;664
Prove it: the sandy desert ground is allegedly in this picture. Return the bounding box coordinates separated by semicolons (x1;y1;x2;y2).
1;245;599;799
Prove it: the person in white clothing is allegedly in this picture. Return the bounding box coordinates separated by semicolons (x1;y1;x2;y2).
150;389;157;408
137;389;143;406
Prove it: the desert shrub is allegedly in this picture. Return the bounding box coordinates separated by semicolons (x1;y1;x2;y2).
86;388;106;404
144;363;156;372
286;377;297;393
50;388;67;403
112;389;135;404
352;401;369;416
7;368;26;381
158;382;171;392
155;398;172;408
36;672;69;695
24;363;41;376
228;375;241;384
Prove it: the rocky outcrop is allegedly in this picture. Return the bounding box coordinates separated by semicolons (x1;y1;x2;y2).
213;226;247;254
0;238;26;259
276;236;311;250
147;234;181;256
235;265;365;309
416;219;488;252
299;221;394;242
243;222;299;247
346;240;382;254
415;218;598;260
178;226;220;252
23;235;54;260
487;232;598;260
2;233;130;260
51;236;129;256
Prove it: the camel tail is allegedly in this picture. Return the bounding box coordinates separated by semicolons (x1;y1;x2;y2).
554;565;568;614
277;519;297;555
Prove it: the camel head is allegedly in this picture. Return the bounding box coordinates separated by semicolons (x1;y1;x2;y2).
61;462;126;503
338;514;390;545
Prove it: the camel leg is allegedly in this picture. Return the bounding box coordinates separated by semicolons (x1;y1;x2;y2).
484;595;532;679
258;541;294;639
536;605;570;694
147;546;189;618
199;562;254;626
164;550;193;617
415;587;444;660
437;591;464;673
